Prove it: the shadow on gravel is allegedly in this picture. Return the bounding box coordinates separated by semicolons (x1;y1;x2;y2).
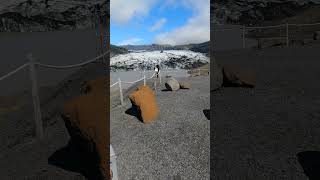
297;151;320;180
222;83;254;88
203;109;210;120
161;89;171;92
48;142;103;180
125;104;143;123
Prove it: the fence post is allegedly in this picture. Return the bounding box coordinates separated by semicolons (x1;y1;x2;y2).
159;71;161;84
166;68;168;77
198;69;201;76
286;23;289;47
242;25;246;48
118;78;123;106
143;74;146;86
27;53;43;141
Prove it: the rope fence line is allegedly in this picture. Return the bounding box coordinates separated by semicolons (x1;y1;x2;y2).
111;68;209;106
212;22;320;48
35;50;109;69
0;63;29;81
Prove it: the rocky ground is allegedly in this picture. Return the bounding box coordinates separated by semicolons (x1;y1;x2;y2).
211;44;320;179
110;75;210;179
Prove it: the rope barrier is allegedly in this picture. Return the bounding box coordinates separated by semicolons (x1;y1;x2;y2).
0;63;29;81
246;24;286;30
36;50;109;69
147;73;156;80
110;81;119;87
289;22;320;27
212;22;320;32
122;77;145;84
113;68;209;88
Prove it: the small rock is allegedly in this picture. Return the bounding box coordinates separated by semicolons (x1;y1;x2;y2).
165;78;180;91
180;82;191;89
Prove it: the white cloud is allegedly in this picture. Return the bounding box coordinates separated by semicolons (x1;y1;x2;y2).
118;38;144;45
150;18;167;31
111;0;158;25
155;0;210;45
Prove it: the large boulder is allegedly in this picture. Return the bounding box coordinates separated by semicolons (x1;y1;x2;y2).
211;56;223;91
129;85;159;124
62;77;109;180
222;64;256;88
165;78;180;91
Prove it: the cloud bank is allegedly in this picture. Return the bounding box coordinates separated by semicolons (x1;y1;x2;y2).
111;0;157;25
118;38;144;45
155;0;209;45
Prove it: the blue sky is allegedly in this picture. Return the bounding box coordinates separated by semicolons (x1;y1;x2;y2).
111;0;209;46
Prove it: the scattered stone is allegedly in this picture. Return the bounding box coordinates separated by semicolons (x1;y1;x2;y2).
165;78;180;91
129;85;159;124
222;64;256;88
180;82;191;89
62;77;109;179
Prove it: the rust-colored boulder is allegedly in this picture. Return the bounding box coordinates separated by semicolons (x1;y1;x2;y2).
62;77;109;180
129;85;159;124
222;65;256;88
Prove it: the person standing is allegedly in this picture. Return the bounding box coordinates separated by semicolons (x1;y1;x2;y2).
154;65;160;78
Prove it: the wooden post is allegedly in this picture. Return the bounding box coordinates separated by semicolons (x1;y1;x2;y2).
242;25;246;48
159;71;161;84
286;23;289;47
143;75;146;86
198;69;201;76
118;78;123;106
27;53;43;140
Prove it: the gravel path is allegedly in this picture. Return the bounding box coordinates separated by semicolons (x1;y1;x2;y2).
111;76;210;179
212;45;320;180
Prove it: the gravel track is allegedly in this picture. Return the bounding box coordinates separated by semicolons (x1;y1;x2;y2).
111;76;210;179
212;45;320;180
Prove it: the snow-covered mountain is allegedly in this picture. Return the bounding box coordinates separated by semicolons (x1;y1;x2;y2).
110;50;209;71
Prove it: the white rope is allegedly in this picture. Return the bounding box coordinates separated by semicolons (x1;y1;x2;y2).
147;73;156;80
36;50;109;69
122;77;145;84
212;22;320;33
110;81;119;87
212;28;240;32
246;24;285;30
0;63;29;81
289;22;320;27
110;73;155;87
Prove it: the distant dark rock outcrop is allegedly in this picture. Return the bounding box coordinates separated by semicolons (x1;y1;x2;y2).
120;41;209;55
110;44;129;57
0;0;109;32
212;0;320;25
